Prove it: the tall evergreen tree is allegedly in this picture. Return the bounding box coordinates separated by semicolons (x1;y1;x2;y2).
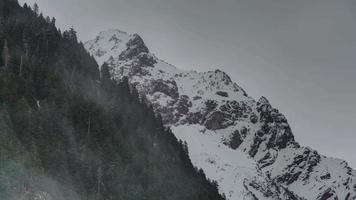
32;3;39;16
100;62;111;84
2;40;10;70
51;17;56;25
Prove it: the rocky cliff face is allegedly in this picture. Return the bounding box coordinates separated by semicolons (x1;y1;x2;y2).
85;29;356;200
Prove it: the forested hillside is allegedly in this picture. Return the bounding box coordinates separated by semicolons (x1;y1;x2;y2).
0;1;224;199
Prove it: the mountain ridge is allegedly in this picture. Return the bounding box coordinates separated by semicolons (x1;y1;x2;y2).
85;29;356;200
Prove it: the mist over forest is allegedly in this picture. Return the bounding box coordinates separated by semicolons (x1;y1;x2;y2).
0;1;224;199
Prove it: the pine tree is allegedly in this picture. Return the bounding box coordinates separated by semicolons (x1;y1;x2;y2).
96;166;103;199
63;27;78;42
32;3;39;16
70;27;77;42
45;16;50;24
19;56;23;77
22;25;31;57
51;17;56;26
2;40;10;70
100;62;111;83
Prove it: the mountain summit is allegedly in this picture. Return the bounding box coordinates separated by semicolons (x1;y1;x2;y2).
85;29;356;200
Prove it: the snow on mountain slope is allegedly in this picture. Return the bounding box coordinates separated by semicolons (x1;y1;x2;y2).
172;124;260;199
85;29;356;200
85;29;132;68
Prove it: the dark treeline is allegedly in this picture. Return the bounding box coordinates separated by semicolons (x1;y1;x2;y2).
0;0;225;199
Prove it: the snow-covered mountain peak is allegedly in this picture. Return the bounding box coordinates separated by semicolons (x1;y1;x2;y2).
85;29;140;67
85;29;356;200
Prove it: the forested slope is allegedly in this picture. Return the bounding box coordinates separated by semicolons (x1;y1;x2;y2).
0;1;224;199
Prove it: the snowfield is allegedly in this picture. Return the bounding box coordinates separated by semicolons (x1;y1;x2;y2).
172;124;260;199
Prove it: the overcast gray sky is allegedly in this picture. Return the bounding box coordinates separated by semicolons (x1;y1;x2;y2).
19;0;356;168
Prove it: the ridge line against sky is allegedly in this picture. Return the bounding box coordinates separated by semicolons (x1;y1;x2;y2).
18;0;356;168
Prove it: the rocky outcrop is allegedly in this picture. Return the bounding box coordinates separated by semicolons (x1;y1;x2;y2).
119;34;149;60
256;96;296;150
149;79;179;99
204;111;233;130
216;91;229;97
228;130;243;149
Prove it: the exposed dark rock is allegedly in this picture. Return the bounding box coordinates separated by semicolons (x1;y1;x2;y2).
248;181;274;198
240;127;248;138
204;111;233;130
257;96;270;105
216;91;229;97
250;114;258;124
219;100;247;121
255;95;296;151
129;64;150;77
277;171;303;185
318;188;336;200
345;193;351;200
186;112;204;124
116;34;157;74
149;79;179;99
136;52;157;66
276;148;321;185
229;130;243;149
220;103;231;112
270;126;294;150
119;34;149;60
205;100;218;112
214;69;233;85
320;173;331;180
175;95;192;115
244;179;302;200
193;96;202;101
249;133;264;157
257;129;266;137
259;151;276;168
